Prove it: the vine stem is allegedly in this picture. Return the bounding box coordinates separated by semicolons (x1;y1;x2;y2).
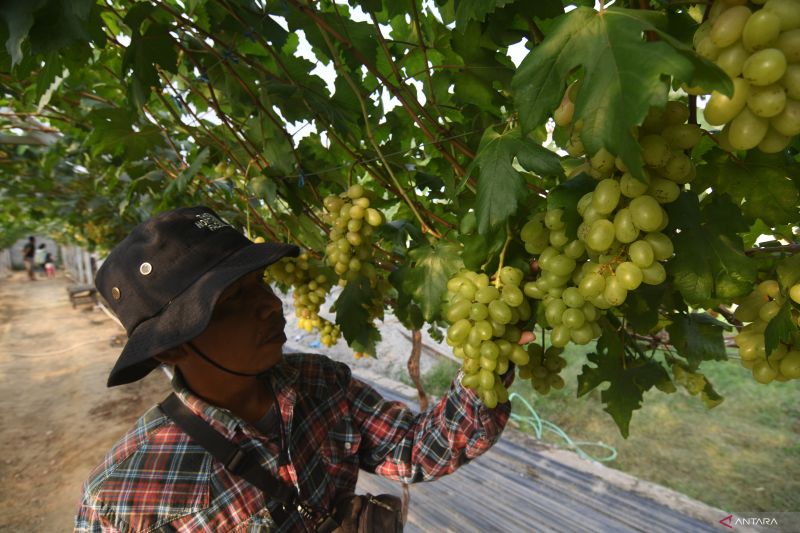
493;224;513;289
745;243;800;256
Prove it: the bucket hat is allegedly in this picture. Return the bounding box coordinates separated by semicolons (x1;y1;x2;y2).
95;206;299;386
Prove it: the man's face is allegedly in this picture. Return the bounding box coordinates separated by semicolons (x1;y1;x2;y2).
189;269;287;375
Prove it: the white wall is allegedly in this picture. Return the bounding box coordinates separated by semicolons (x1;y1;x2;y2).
9;236;59;269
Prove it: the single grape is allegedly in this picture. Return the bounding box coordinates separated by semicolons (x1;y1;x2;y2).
709;6;752;48
716;42;750;78
729;107;769;150
592;179;622;215
629;196;664;232
704;78;750;125
742;48;788;86
742;10;782;51
770;98;800;136
585;219;616;252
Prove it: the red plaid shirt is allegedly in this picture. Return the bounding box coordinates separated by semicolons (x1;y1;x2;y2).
75;354;512;532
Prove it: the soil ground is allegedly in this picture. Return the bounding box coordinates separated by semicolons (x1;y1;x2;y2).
0;272;171;531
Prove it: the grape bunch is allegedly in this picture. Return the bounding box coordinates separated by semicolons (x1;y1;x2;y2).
322;184;383;284
518;343;567;395
444;267;533;408
732;279;800;383
522;119;687;347
694;0;800;152
266;254;341;347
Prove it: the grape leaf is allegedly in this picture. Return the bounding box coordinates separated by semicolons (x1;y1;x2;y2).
121;22;178;110
694;150;800;227
577;321;669;437
0;0;46;65
777;255;800;291
469;126;560;234
455;0;517;30
331;276;381;355
388;266;425;331
546;173;595;239
512;7;731;181
403;242;464;321
87;108;165;160
764;302;797;357
162;147;209;202
666;313;729;368
459;224;506;271
666;193;756;306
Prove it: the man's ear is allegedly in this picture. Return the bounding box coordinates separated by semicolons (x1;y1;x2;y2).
154;344;191;365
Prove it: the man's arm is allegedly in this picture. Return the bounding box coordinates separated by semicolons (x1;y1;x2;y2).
348;369;514;484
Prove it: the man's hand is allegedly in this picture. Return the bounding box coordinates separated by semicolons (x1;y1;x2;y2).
517;331;536;345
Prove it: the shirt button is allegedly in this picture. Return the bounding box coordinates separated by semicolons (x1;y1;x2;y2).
344;442;352;450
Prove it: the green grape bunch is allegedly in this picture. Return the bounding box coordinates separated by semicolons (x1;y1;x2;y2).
266;253;341;347
322;184;384;284
444;267;533;408
733;279;800;383
524;103;688;349
694;0;800;152
518;343;567;395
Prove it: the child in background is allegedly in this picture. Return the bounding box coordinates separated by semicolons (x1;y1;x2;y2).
44;252;56;279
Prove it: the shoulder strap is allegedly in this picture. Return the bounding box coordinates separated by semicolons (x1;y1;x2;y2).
159;394;296;521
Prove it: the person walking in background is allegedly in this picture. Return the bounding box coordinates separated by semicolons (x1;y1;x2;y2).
21;236;35;281
34;243;47;275
44;252;56;279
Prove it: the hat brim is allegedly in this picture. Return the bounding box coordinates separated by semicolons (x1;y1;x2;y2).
107;242;299;386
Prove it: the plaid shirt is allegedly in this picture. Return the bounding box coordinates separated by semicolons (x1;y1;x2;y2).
75;353;512;532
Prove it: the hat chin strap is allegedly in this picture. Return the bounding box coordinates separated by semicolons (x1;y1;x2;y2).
187;341;266;378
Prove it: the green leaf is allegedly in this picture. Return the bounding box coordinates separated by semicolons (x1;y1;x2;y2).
764;302;797;357
332;276;382;355
87;108;165;160
164;147;209;200
546;173;595;240
458;225;506;271
516;139;563;178
455;0;517;29
666;193;756;306
389;266;425;331
471;127;553;234
666;313;729;368
296;214;326;251
121;22;178;110
694;151;800;227
577;321;669;437
777;255;800;291
403;242;464;321
0;0;46;65
512;7;731;180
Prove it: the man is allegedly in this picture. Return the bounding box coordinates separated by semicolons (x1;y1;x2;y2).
75;206;516;532
21;236;35;281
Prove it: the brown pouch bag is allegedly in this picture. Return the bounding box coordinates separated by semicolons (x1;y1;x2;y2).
326;493;404;533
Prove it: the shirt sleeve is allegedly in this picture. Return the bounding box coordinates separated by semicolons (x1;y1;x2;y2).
348;368;514;484
74;503;122;533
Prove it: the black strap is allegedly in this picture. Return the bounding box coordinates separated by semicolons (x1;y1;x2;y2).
159;393;297;523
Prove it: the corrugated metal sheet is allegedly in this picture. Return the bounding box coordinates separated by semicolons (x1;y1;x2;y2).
356;381;724;533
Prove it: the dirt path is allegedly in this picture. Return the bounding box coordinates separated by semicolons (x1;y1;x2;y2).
0;273;170;532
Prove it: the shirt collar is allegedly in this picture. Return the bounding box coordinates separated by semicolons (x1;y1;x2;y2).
169;357;300;437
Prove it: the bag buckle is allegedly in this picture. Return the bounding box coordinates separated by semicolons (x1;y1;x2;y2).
225;449;246;473
367;495;394;511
